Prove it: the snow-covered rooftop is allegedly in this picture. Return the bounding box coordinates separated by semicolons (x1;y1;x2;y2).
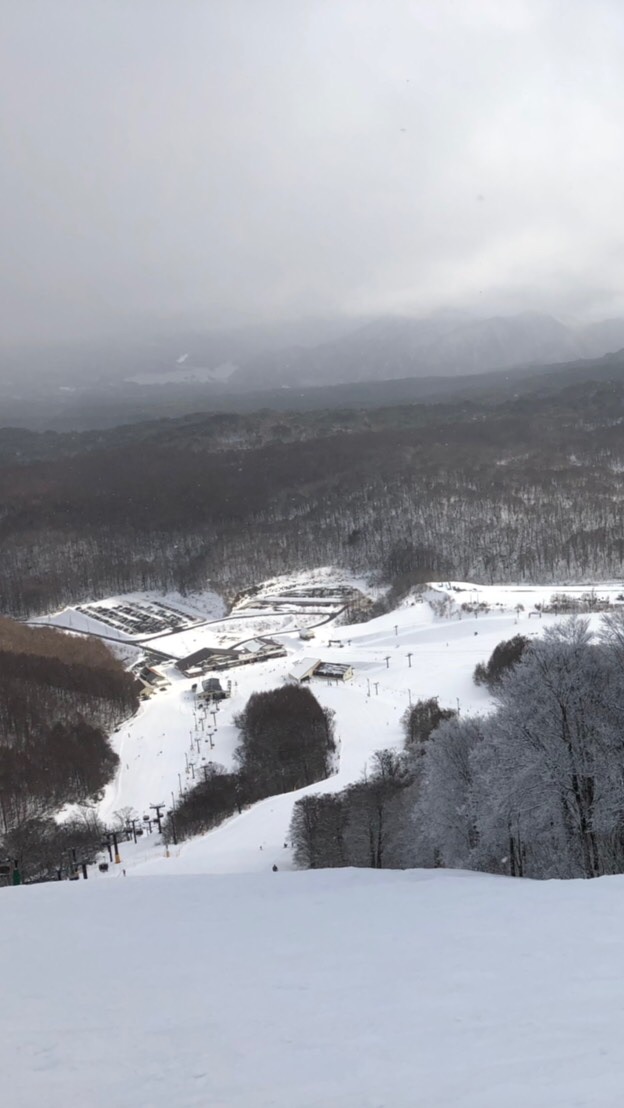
287;657;322;681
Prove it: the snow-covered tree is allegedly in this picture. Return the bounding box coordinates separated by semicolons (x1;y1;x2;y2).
598;607;624;668
484;618;624;878
417;715;485;870
290;793;348;869
419;618;624;879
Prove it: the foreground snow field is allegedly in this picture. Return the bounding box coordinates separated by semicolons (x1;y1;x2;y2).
4;868;624;1108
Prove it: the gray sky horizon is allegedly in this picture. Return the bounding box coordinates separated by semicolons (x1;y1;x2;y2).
2;0;624;346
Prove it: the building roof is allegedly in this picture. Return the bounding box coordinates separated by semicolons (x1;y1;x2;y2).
316;662;353;678
239;637;282;654
288;657;322;681
177;646;238;669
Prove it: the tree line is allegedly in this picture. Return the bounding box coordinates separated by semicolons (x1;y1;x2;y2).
290;697;453;870
0;618;138;873
291;615;624;880
1;808;106;885
2;381;624;615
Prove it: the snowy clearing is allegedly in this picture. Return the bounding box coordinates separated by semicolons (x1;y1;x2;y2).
4;868;624;1108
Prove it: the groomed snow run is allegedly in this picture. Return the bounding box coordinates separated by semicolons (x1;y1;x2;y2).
4;868;624;1108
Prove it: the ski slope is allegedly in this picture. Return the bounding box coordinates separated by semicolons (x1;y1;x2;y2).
4;867;624;1108
96;577;624;877
7;577;624;1107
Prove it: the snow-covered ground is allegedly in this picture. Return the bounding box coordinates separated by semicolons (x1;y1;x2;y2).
5;867;624;1108
97;576;624;877
8;574;624;1107
143;610;323;657
232;566;377;606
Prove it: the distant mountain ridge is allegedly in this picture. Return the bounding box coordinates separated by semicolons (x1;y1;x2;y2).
5;310;624;432
233;311;624;389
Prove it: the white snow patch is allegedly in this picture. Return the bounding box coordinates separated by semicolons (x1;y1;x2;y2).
4;869;624;1107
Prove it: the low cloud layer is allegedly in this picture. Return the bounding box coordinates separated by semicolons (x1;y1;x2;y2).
2;0;624;345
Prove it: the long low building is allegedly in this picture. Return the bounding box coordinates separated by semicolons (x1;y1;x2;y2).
175;647;239;677
288;658;354;683
175;637;287;677
237;637;287;661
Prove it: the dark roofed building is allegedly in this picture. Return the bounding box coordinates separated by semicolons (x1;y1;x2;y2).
315;662;354;681
176;646;239;676
201;677;229;700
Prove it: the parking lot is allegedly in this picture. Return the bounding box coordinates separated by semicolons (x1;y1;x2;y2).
76;600;199;637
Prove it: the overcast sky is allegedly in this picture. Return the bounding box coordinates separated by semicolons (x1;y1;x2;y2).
2;0;624;345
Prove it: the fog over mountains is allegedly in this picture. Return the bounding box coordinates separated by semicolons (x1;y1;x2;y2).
233;311;624;389
5;308;624;433
5;307;624;407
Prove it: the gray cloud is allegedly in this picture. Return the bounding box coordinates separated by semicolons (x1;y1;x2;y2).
2;0;624;345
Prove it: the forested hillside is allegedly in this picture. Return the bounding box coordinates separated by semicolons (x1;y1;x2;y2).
2;376;624;614
0;619;138;877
